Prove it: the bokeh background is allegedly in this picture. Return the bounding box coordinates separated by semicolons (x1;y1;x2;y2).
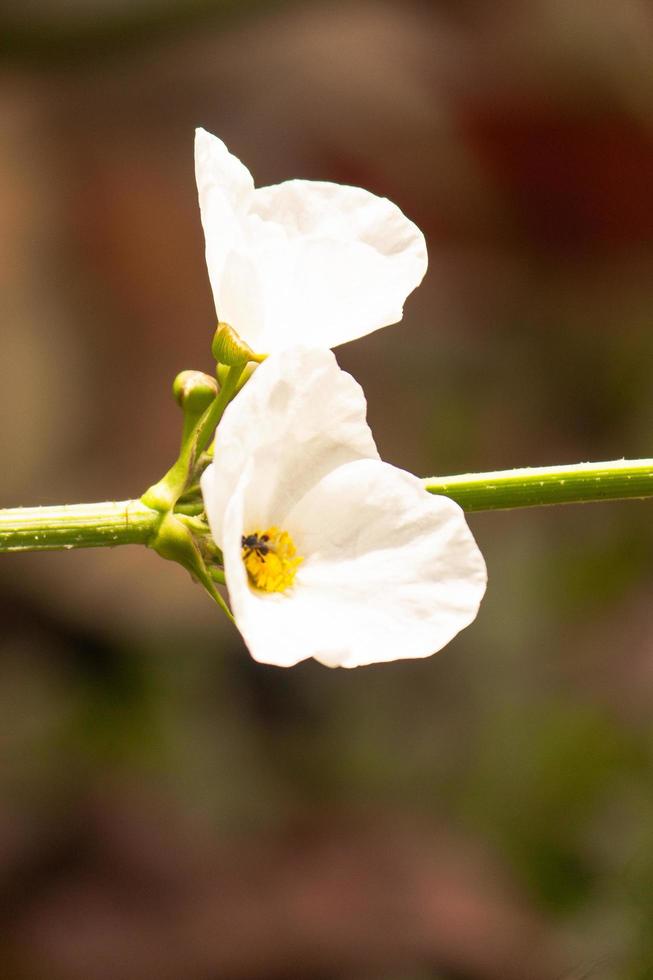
2;2;653;977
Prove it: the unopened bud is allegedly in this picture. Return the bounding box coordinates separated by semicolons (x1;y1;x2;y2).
212;322;265;366
173;370;218;414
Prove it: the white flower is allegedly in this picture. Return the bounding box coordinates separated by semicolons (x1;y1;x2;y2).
195;128;428;354
201;349;486;668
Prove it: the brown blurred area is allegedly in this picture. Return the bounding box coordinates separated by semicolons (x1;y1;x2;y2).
2;1;653;977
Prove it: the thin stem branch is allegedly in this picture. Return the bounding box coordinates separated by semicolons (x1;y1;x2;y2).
424;458;653;511
142;363;244;512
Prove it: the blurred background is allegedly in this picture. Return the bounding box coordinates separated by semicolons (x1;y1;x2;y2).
1;1;653;977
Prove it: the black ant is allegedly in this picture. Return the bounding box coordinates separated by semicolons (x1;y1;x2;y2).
241;533;271;562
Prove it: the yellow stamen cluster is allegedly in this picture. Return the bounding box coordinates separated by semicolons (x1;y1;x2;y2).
242;526;303;593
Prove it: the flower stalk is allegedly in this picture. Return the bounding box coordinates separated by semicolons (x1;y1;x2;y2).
424;458;653;511
1;458;651;555
142;362;245;513
0;500;159;552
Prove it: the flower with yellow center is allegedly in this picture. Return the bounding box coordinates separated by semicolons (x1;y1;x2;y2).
195;128;427;354
200;349;487;669
241;527;302;593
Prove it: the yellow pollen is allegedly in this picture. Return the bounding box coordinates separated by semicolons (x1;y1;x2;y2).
242;526;303;593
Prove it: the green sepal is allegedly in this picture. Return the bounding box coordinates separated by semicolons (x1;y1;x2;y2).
149;512;232;619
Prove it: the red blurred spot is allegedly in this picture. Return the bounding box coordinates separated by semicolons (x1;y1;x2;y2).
460;98;653;251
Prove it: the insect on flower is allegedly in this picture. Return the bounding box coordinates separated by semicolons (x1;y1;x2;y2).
241;532;270;561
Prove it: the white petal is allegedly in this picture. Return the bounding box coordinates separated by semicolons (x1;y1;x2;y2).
195;127;254;213
195;130;427;352
214;249;267;351
243;180;428;350
222;469;309;668
224;458;486;668
200;349;379;548
195;129;255;323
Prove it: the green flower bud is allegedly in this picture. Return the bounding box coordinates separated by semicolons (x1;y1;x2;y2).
212;322;265;366
172;370;218;414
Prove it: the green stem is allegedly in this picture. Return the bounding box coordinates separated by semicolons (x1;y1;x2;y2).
194;363;245;457
425;458;653;511
0;500;159;552
142;363;244;512
1;458;651;554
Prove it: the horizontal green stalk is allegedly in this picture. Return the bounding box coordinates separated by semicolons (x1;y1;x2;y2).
1;459;652;555
424;458;653;511
0;500;159;552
